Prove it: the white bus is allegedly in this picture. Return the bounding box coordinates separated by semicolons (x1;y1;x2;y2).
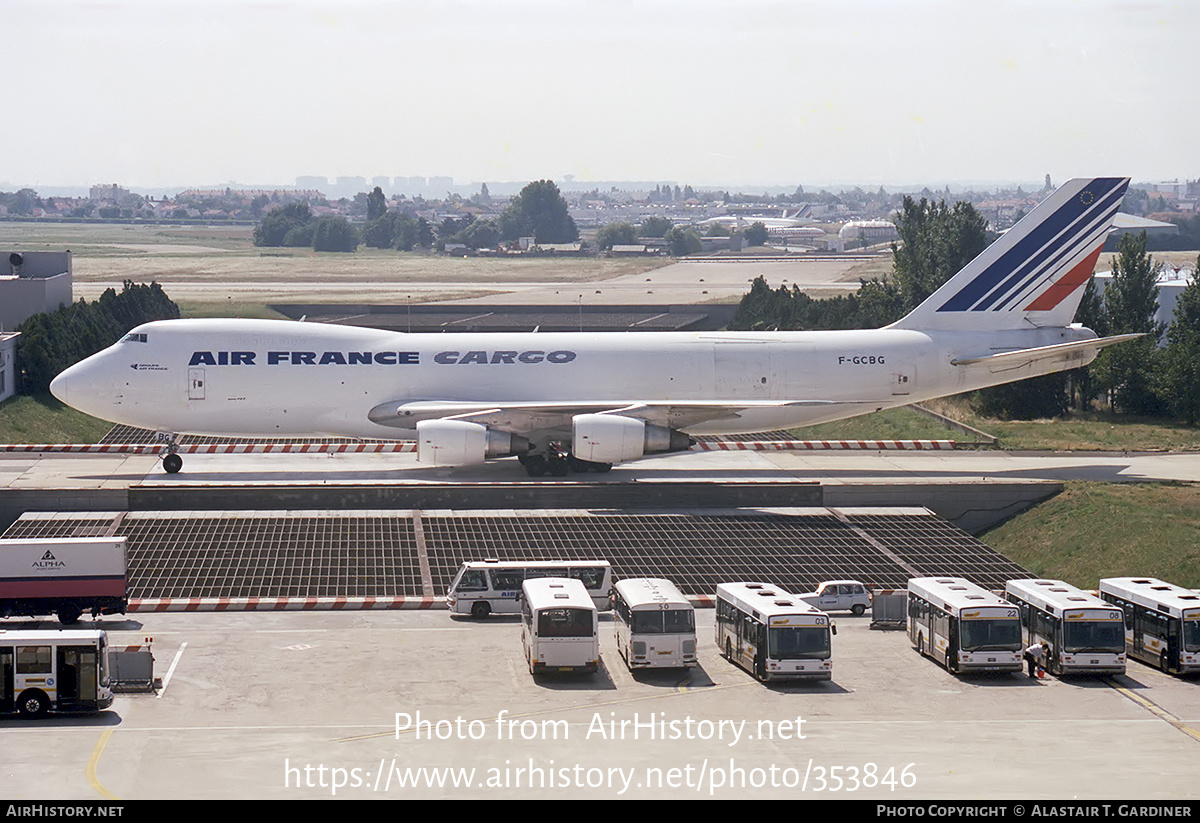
1;629;114;717
521;578;600;675
446;560;612;618
612;578;697;670
907;577;1022;673
1004;579;1125;676
715;582;834;682
1098;577;1200;675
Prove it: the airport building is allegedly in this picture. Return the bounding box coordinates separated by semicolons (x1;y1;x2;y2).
0;251;73;332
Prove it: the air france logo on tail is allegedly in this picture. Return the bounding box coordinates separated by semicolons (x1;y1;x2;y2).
937;177;1128;315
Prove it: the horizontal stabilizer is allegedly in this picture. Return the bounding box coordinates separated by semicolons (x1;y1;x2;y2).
951;333;1142;368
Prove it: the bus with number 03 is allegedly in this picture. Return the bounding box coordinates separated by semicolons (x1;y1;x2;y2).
715;582;834;682
520;577;600;675
1003;579;1125;675
612;578;696;669
1;629;114;717
907;577;1021;673
447;559;612;618
1098;577;1200;675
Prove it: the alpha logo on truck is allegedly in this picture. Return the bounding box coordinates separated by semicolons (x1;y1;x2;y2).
32;550;65;570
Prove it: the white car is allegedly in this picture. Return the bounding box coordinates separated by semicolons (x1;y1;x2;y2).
801;581;872;616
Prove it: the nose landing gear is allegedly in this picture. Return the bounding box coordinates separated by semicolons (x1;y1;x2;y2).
156;432;183;474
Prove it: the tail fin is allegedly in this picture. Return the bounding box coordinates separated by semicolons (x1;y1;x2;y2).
891;177;1129;332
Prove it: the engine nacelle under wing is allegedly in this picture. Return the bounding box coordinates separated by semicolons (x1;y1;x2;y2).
416;419;530;466
571;414;691;464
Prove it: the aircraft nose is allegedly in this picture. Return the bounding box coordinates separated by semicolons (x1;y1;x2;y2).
50;366;73;404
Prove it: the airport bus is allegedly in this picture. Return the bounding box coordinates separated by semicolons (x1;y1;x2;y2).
907;577;1022;673
1004;579;1125;676
520;578;600;675
714;582;834;682
446;559;612;618
1098;577;1200;675
612;578;696;670
1;629;114;717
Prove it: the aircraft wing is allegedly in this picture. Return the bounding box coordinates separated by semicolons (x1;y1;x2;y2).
368;398;877;433
950;334;1143;371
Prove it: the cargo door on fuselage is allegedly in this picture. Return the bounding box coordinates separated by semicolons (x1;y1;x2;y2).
713;341;775;399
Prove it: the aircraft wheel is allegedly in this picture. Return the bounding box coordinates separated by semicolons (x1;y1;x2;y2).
57;606;81;625
592;462;612;473
567;455;590;473
548;457;570;477
523;455;547;477
163;453;183;474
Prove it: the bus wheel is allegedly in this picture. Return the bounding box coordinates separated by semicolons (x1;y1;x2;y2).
917;635;925;656
471;601;491;619
1161;651;1171;674
18;690;47;718
725;639;733;660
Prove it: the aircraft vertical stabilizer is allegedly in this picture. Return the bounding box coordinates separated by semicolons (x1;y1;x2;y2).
891;177;1129;333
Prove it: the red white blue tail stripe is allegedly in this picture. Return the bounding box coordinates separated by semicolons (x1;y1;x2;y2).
894;177;1129;332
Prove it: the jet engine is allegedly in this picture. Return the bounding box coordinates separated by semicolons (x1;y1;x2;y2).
571;414;692;465
416;420;530;466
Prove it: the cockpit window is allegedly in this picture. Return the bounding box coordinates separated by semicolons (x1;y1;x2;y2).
121;333;148;343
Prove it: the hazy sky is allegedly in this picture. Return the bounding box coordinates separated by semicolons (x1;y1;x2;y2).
4;0;1196;190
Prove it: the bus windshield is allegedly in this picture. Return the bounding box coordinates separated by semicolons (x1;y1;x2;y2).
1062;620;1125;653
1184;619;1200;653
959;618;1021;651
537;608;594;638
768;626;830;660
631;609;695;634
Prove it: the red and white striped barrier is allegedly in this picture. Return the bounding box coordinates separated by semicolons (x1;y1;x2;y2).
130;596;441;613
0;442;417;455
693;439;956;451
1;439;955;457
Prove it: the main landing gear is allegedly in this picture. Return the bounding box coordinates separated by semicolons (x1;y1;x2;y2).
517;444;611;478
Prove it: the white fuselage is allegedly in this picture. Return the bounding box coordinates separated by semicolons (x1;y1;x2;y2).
51;318;1096;441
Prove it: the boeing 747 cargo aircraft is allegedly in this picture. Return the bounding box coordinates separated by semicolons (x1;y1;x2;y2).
51;177;1137;476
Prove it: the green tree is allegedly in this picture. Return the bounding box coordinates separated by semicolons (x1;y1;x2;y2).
366;186;387;221
497;180;579;243
638;216;672;238
456;218;500;250
744;222;769;246
1092;232;1165;415
596;222;637;250
311;216;359;252
664;226;701;256
890;197;990;309
254;202;314;246
1159;257;1200;424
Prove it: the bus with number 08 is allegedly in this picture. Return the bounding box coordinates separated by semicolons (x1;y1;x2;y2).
1004;579;1125;675
2;629;114;718
447;559;612;619
715;582;834;682
907;577;1021;673
1098;577;1200;675
612;578;696;670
